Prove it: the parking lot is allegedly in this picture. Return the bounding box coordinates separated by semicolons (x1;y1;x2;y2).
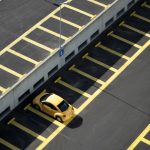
0;0;150;150
0;0;108;96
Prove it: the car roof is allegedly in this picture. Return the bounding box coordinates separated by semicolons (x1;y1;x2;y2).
45;93;64;106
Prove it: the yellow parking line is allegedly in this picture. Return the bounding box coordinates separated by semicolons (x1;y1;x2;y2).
7;118;46;142
0;65;23;78
23;37;54;53
130;11;150;23
0;86;7;93
87;0;108;8
38;26;68;40
36;39;150;150
52;15;82;29
0;6;63;56
95;42;130;60
69;64;104;85
77;40;150;118
0;138;20;150
24;104;64;127
127;124;150;150
64;5;95;18
82;53;117;72
54;77;91;98
119;21;150;38
107;31;142;49
7;49;39;65
141;2;150;9
141;138;150;145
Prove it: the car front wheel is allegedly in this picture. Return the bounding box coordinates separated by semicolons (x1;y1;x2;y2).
56;116;63;122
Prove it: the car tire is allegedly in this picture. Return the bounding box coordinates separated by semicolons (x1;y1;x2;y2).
56;116;63;122
34;104;40;110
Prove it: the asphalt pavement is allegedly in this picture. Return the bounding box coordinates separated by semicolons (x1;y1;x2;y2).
0;0;150;150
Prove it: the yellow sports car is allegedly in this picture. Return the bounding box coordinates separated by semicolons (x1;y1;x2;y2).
33;90;74;122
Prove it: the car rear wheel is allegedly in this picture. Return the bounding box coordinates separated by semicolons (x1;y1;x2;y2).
34;104;40;110
56;116;63;122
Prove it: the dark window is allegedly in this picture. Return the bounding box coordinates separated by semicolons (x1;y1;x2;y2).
117;8;125;18
105;17;114;28
78;40;88;51
127;0;135;9
58;100;69;112
40;94;51;102
34;77;44;89
18;90;30;102
43;102;57;110
48;65;58;77
0;107;10;119
65;51;75;62
90;30;99;40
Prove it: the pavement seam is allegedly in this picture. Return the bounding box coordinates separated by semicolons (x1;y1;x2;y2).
103;90;150;117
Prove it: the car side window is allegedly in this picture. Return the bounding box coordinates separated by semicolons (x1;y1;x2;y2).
43;102;57;110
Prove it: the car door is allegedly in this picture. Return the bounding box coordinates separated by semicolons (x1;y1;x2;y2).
42;102;57;117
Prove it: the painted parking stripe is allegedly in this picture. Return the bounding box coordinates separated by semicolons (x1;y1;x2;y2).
23;37;54;53
54;77;91;98
95;42;130;60
38;26;69;40
130;11;150;23
82;53;117;72
0;64;23;78
141;2;150;9
36;39;150;150
0;6;62;56
64;4;95;18
69;64;104;85
107;31;142;49
7;49;39;65
127;124;150;150
119;21;150;38
24;104;64;127
0;86;7;93
7;118;46;142
52;15;82;29
0;138;20;150
87;0;108;8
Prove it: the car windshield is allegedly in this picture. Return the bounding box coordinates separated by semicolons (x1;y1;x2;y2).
40;94;50;102
57;100;69;112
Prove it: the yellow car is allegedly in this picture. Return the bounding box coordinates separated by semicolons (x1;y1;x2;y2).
33;90;74;122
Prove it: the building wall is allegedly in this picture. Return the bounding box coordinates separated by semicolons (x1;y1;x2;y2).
0;0;139;120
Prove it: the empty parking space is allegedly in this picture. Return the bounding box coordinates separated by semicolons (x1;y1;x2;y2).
0;52;35;75
136;5;150;21
12;40;50;62
126;14;150;33
42;18;79;37
100;35;139;57
69;0;104;15
14;109;58;138
55;7;91;26
0;69;18;88
88;47;127;69
0;123;42;150
114;25;149;46
75;57;114;82
27;29;65;50
95;0;115;5
54;70;97;96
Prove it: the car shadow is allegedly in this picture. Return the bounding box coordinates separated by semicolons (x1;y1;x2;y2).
66;115;83;129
